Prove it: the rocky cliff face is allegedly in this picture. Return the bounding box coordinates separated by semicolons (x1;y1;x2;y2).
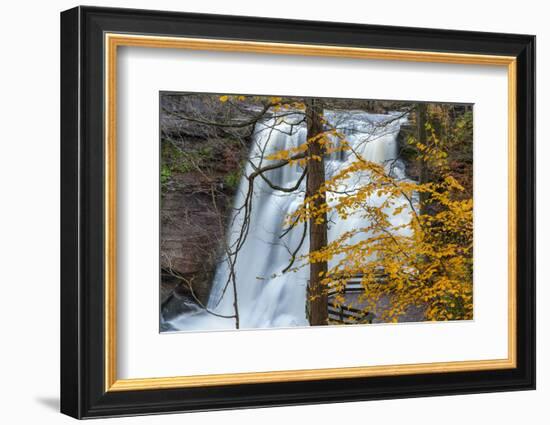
159;93;255;316
160;136;247;309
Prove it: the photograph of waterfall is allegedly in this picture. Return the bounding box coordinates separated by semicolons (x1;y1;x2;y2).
159;92;474;333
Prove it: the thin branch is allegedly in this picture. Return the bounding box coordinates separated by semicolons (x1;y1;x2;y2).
281;221;308;274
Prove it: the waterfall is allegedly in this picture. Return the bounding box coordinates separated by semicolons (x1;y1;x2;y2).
165;110;409;332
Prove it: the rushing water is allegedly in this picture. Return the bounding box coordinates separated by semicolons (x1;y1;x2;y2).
164;110;410;332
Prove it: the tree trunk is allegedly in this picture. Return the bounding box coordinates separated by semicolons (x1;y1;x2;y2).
417;103;429;215
305;99;329;326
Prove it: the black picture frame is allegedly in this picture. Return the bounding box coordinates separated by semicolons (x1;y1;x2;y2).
61;5;536;419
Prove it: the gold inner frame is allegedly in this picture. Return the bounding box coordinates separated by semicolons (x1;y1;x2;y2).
104;33;517;392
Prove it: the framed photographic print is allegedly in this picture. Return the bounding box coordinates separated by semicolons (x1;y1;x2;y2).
60;6;535;419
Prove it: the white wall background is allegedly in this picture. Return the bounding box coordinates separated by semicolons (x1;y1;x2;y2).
0;0;544;423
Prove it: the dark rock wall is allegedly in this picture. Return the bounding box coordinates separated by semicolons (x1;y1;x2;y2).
159;93;256;308
160;140;247;305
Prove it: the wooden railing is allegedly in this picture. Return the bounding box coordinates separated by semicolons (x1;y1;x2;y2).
326;275;375;324
328;304;375;324
327;276;363;297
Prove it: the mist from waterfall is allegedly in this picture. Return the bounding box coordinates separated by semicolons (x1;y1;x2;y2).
165;110;410;332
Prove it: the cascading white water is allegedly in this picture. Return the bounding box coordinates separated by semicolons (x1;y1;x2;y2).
166;110;410;331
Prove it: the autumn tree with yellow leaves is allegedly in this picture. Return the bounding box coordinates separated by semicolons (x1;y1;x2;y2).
264;100;473;324
299;136;472;322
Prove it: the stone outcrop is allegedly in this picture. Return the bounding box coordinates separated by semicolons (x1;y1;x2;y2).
160;137;248;308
